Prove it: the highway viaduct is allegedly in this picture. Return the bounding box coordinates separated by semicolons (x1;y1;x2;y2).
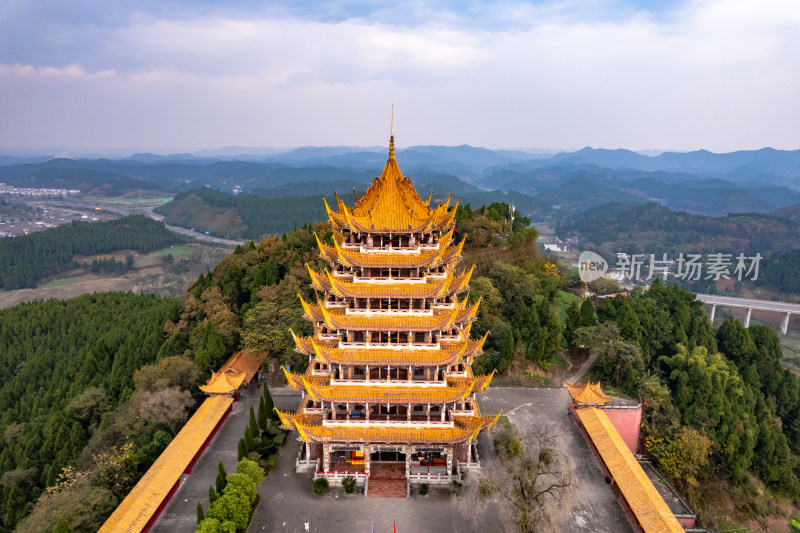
695;293;800;335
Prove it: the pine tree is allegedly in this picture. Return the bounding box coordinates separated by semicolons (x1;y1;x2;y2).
218;460;227;479
258;396;268;433
244;427;255;454
216;470;226;494
617;303;642;345
209;485;218;504
263;384;274;423
197;502;205;524
238;439;246;460
579;298;596;327
249;405;258;436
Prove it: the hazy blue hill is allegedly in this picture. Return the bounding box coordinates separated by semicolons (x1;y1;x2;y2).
0;155;54;165
547;147;654;168
534;176;644;213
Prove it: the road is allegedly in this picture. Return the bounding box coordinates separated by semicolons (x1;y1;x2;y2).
695;293;800;314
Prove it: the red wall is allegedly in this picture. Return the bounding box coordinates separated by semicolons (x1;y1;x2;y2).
602;407;642;454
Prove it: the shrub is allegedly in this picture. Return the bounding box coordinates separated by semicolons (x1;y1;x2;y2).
313;477;329;495
450;479;463;497
419;483;429;496
341;476;357;494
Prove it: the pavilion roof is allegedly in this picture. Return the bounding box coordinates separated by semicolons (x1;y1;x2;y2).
98;395;233;533
299;331;488;366
218;350;266;382
276;408;500;445
299;296;480;332
576;408;684;533
282;366;330;391
302;379;476;404
308;265;473;299
322;138;457;234
199;369;246;395
566;381;611;405
315;229;463;269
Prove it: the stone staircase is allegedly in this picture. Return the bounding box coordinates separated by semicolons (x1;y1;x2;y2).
368;463;407;498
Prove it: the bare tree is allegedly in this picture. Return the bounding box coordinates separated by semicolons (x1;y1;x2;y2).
459;420;574;533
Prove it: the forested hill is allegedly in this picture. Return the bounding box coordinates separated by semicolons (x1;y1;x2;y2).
0;293;187;532
558;202;800;257
0;215;185;290
154;188;330;240
155;186;552;241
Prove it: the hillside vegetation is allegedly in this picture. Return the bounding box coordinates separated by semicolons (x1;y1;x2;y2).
0;293;192;532
0;215;185;290
2;199;799;531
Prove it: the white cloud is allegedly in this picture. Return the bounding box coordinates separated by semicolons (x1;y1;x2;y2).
0;0;798;152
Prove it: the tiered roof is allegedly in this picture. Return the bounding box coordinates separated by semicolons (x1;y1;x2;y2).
276;408;500;445
299;296;480;332
284;135;497;450
323;138;457;234
307;264;473;299
293;332;488;366
315;230;463;269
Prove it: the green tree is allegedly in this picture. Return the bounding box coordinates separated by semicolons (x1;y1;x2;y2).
249;406;258;437
258;396;268;433
262;385;274;422
563;300;580;344
578;298;595;327
616;303;642;345
237;458;265;487
197;502;205;525
53;518;75;533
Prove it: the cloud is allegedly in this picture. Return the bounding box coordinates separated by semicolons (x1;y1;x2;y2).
0;0;798;153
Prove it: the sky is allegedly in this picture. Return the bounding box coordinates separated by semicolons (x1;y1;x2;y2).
1;0;799;155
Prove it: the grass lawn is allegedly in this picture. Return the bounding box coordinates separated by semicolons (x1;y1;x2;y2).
42;277;81;288
135;245;196;267
553;290;578;324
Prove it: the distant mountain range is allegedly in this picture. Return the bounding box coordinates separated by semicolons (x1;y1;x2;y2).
1;145;798;221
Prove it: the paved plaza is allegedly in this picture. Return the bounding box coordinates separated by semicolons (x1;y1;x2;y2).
151;386;632;533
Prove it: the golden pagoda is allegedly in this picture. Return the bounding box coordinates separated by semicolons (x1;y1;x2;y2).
276;136;499;495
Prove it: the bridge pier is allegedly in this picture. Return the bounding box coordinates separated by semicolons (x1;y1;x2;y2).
709;304;717;324
781;312;792;335
743;308;752;328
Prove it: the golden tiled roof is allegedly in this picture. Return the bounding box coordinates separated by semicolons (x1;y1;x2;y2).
576;408;684;533
199;370;246;394
303;380;475;403
322;142;457;233
309;265;473;299
566;381;611;405
218;350;266;382
282;366;329;391
281;409;497;445
311;342;467;366
302;298;464;332
315;228;461;269
98;395;233;533
447;370;495;393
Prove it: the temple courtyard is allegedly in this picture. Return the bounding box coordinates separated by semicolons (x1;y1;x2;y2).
149;385;631;532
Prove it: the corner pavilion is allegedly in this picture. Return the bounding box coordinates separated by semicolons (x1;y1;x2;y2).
276;136;499;495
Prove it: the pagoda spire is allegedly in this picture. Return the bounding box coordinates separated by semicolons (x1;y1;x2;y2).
389;134;395;160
